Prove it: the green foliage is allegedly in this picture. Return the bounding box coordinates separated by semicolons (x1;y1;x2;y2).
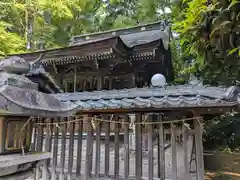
172;0;240;85
203;115;240;152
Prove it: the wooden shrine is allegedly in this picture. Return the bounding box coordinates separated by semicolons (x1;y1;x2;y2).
8;21;173;92
4;21;240;180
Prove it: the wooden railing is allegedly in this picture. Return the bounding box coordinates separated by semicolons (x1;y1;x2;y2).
31;114;204;180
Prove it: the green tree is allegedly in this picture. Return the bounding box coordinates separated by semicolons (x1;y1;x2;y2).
172;0;240;86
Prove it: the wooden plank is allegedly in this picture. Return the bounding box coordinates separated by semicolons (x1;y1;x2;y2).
171;123;177;180
84;116;93;180
76;117;83;179
95;117;102;178
148;115;153;180
30;118;37;152
59;117;67;180
51;118;59;180
42;118;52;180
114;116;120;179
183;122;190;180
73;68;77;92
67;117;75;180
194;119;204;180
157;115;165;180
104;115;110;178
123;115;129;180
36;118;44;151
135;114;142;179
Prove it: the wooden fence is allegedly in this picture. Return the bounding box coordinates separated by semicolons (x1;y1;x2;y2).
31;114;204;180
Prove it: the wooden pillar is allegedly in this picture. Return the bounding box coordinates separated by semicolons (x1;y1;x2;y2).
123;115;130;179
73;68;77;92
148;115;153;180
67;117;75;180
84;115;93;180
183;122;190;180
104;115;110;178
76;116;83;179
132;73;136;88
52;117;59;180
97;76;103;90
194;118;204;180
59;117;67;180
95;116;102;178
157;114;165;179
64;81;68;92
171;123;177;180
108;76;112;90
135;113;142;179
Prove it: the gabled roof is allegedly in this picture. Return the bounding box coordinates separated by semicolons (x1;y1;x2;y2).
54;85;240;113
70;21;170;50
7;21;170;65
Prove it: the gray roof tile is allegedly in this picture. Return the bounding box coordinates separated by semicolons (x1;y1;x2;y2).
54;85;240;111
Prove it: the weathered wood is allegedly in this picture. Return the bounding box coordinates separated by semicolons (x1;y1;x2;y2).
97;76;103;90
95;117;102;178
42;118;52;180
183;122;190;180
51;118;59;180
36;118;44;151
157;114;165;179
114;116;120;179
30;118;37;152
194;119;204;180
59;117;67;180
104;115;110;178
171;123;177;180
135;114;142;179
148;115;153;180
123;115;129;180
76;118;83;179
74;68;77;92
84;116;93;180
67;117;75;180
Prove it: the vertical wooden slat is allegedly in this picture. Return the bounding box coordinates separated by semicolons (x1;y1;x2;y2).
35;118;43;180
36;118;44;151
158;115;165;179
51;117;59;180
135;113;142;179
104;115;110;178
183;122;190;180
30;118;37;151
95;117;102;178
76;117;83;179
148;115;153;180
171;123;177;180
84;116;93;180
42;118;52;180
124;115;129;180
59;117;67;180
194;118;204;180
114;116;120;179
108;77;112;90
74;68;77;92
67;117;75;180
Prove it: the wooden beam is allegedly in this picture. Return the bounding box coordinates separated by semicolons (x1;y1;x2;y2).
148;115;153;180
123;115;130;179
157;114;165;180
135;113;142;179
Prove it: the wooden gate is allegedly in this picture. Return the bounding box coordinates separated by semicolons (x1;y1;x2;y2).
31;114;204;180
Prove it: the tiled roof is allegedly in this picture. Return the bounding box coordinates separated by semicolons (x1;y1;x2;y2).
54;85;240;111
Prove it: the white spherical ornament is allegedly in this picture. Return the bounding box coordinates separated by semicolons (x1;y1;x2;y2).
151;73;166;87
